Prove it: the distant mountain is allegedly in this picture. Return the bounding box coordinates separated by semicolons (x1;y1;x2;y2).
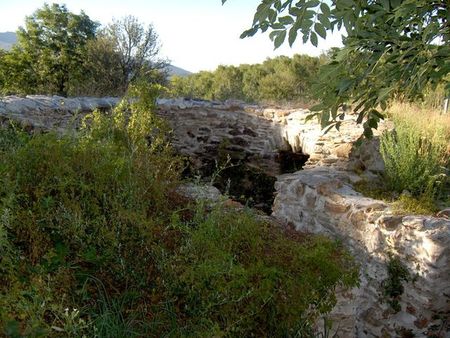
167;64;192;77
0;32;17;50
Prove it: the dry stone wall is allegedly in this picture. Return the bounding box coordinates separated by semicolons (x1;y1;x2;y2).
0;96;388;175
273;167;450;337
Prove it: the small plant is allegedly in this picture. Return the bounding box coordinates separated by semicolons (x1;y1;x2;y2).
383;255;411;313
391;193;439;215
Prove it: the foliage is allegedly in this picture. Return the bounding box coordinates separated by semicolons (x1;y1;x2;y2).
106;15;168;91
353;180;439;216
391;194;439;216
169;53;324;104
69;34;124;96
0;85;358;336
0;6;167;96
16;3;97;96
222;0;450;136
383;255;411;313
380;109;448;200
161;209;358;336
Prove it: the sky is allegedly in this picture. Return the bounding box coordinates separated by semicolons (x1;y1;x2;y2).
0;0;343;72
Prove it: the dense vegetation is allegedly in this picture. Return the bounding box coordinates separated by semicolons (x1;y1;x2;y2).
0;4;166;97
169;53;325;104
0;84;358;336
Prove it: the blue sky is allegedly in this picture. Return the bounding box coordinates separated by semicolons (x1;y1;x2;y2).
0;0;343;72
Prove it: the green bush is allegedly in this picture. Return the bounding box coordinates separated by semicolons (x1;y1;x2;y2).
0;84;358;336
161;209;358;336
380;115;448;200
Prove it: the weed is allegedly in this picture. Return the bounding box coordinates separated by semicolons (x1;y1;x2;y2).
383;255;410;313
381;103;449;201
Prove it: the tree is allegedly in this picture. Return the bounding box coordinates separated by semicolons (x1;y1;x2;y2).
15;3;98;96
212;65;244;100
223;0;450;136
72;33;124;96
106;16;168;90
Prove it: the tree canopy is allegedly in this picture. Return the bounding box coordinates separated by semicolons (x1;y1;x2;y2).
223;0;450;136
106;16;167;90
16;3;98;96
0;5;167;97
169;54;324;103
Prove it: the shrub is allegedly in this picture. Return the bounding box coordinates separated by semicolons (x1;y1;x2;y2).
160;208;359;336
380;108;449;200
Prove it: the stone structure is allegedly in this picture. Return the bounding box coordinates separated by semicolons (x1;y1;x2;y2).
0;96;387;175
273;168;450;337
0;95;448;336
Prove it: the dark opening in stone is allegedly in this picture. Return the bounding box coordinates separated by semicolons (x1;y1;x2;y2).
277;150;309;174
211;162;276;214
180;139;308;214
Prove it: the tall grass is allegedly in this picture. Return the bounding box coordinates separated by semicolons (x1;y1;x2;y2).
381;102;449;202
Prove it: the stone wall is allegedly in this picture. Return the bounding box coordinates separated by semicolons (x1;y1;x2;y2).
273;167;450;337
0;96;387;175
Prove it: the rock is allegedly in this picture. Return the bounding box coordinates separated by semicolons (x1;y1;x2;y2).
325;200;350;214
333;143;353;158
378;215;404;230
437;208;450;219
176;183;222;203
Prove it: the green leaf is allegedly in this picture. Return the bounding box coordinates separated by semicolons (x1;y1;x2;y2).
363;125;374;139
310;103;326;111
338;0;355;7
356;111;365;124
380;0;390;11
323;123;337;134
320;109;331;128
240;27;258;39
271;23;285;29
314;23;327;39
337;79;353;94
320;3;330;16
268;9;278;23
367;117;378;129
305;112;320;122
274;30;287;49
370;109;385;119
300;19;314;31
318;14;331;29
288;27;298;46
378;87;392;101
302;32;309;43
279;16;295;25
305;0;320;8
289;7;302;16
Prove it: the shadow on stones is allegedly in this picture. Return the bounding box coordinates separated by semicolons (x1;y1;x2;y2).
181;141;309;214
277;148;309;174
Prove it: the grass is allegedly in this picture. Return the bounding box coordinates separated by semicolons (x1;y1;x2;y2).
0;83;359;337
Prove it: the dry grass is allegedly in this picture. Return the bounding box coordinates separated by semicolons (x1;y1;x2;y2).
381;101;450;208
387;101;450;144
